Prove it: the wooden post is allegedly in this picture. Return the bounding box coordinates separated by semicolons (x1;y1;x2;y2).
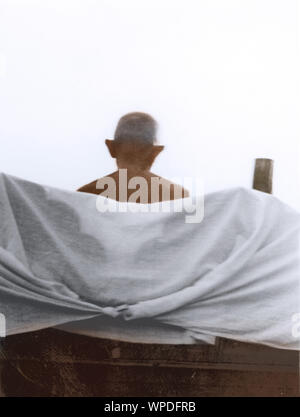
253;158;274;194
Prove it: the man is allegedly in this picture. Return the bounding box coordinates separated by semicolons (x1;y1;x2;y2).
77;112;189;203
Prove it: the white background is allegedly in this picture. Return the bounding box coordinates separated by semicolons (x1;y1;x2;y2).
0;0;299;209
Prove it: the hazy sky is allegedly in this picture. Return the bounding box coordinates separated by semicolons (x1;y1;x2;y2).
0;0;299;210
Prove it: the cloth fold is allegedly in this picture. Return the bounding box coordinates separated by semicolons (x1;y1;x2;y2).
0;172;299;349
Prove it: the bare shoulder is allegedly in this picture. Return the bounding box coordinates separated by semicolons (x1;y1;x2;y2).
77;173;117;195
156;177;190;200
173;182;190;198
77;180;99;194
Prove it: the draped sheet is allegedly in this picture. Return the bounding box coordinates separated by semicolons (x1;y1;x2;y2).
0;173;299;349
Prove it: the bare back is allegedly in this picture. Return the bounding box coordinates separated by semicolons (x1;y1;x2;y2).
77;171;189;203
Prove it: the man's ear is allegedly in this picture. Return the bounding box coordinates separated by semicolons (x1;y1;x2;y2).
105;139;116;158
147;145;164;167
151;145;164;160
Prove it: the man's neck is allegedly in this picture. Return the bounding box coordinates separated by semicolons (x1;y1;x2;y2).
114;167;156;179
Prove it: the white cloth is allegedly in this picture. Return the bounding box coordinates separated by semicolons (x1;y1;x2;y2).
0;173;299;349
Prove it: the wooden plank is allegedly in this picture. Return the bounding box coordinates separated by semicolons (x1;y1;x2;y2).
0;341;5;397
0;364;4;397
2;358;298;397
3;329;297;369
1;329;298;396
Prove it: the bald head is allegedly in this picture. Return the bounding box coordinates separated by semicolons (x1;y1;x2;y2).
105;112;163;171
114;112;158;145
